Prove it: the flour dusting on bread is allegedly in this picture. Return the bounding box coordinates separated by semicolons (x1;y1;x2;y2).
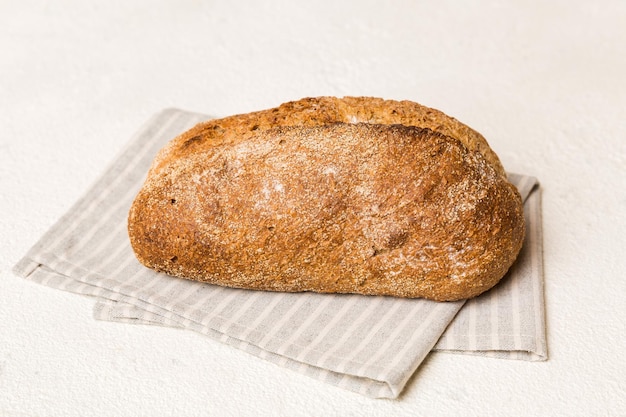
128;97;523;301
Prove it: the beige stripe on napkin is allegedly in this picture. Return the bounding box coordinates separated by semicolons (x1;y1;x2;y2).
13;109;546;399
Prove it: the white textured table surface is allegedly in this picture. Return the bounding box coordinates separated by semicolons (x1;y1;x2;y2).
1;1;625;416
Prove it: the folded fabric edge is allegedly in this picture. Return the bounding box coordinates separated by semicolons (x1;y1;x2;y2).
93;301;182;327
12;257;41;279
507;172;539;203
433;348;547;362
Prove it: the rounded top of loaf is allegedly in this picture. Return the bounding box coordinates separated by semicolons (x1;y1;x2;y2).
148;96;506;179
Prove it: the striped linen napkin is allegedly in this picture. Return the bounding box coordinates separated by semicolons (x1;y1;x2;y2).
13;109;547;399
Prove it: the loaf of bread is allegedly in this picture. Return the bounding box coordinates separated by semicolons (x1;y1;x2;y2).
128;97;525;301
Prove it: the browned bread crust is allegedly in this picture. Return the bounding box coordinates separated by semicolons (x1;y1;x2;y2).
150;96;506;179
128;99;524;301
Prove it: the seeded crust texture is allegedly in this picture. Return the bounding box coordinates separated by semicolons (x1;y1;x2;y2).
128;97;525;301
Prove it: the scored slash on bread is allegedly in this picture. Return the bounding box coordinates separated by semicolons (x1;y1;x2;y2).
128;97;524;301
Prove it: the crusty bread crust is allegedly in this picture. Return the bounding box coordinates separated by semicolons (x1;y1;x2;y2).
128;100;524;301
150;96;506;179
